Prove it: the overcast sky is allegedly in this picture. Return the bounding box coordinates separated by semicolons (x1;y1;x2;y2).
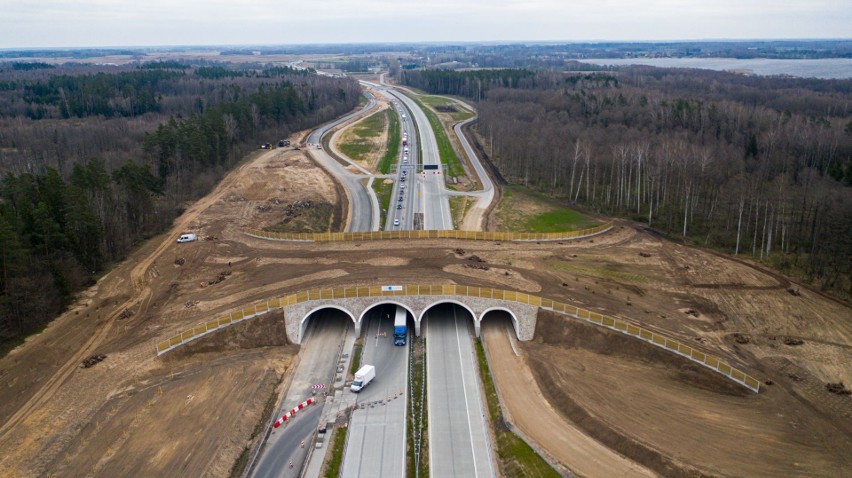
1;0;850;49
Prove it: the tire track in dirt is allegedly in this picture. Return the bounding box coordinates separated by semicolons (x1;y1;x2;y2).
0;151;274;443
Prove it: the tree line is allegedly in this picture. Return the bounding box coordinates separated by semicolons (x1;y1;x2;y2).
0;63;360;350
401;68;852;294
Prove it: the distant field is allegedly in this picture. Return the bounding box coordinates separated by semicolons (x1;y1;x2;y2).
496;186;599;233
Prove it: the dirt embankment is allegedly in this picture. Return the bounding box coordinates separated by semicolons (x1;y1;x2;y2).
524;310;852;477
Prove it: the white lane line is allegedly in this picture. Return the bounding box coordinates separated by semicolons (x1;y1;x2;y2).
453;306;480;477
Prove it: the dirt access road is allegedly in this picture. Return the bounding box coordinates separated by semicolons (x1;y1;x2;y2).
1;120;850;476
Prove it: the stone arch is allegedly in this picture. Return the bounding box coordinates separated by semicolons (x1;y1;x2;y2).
479;307;521;340
357;300;417;339
417;299;477;337
299;304;356;343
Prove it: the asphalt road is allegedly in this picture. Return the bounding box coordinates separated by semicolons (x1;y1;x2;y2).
452;114;495;230
306;94;377;232
361;80;452;231
251;313;352;478
379;95;418;230
425;305;495;478
387;89;452;230
341;306;409;477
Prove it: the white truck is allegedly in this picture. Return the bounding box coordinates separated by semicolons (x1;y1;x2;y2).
350;364;375;393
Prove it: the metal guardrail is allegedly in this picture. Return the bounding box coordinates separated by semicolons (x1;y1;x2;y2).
155;284;760;393
244;223;614;243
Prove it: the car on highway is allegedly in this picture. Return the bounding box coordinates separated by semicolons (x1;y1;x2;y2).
393;218;400;226
398;196;403;202
316;144;322;149
397;204;402;209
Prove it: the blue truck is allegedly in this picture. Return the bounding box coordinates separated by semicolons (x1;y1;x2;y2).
393;306;407;346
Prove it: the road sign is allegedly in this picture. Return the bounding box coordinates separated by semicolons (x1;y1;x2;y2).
311;383;325;390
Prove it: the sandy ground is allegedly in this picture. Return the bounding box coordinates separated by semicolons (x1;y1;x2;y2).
1;131;850;477
481;320;655;477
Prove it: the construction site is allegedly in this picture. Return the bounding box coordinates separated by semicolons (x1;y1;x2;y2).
0;116;850;478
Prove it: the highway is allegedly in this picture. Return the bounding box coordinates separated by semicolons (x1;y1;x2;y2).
251;313;352;478
340;306;409;477
255;79;495;477
381;96;418;230
364;79;452;231
425;305;495;478
388;89;453;230
306;93;378;232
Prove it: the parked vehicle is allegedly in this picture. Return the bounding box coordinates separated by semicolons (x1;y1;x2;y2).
350;365;375;392
177;233;197;243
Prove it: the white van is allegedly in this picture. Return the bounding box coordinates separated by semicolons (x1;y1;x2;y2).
177;233;197;243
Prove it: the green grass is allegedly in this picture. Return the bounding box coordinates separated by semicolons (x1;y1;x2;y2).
420;95;475;121
378;108;400;174
407;336;429;478
338;110;386;162
497;185;599;233
324;428;348;478
349;340;363;376
449;196;471;229
371;179;394;225
406;93;463;178
474;339;560;478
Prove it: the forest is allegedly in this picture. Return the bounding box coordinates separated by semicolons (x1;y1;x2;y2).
0;63;360;350
400;68;852;294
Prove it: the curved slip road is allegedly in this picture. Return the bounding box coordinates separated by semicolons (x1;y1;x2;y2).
306;94;378;232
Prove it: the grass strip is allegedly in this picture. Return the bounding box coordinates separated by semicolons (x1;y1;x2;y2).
338;110;386;162
371;179;394;226
324;428;348;478
349;340;363;376
449;196;470;229
379;108;400;174
474;339;560;478
406;93;462;178
419;95;475;121
407;336;429;477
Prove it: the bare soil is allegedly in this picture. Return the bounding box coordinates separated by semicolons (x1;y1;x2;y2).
1;136;850;478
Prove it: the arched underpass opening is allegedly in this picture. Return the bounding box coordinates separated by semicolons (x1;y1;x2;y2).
358;301;416;344
300;305;355;344
419;301;477;338
480;308;521;341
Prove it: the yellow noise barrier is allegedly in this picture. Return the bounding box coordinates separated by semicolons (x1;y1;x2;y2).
155;284;761;393
244;222;614;243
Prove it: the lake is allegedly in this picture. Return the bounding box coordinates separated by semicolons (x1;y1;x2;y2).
577;58;852;79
